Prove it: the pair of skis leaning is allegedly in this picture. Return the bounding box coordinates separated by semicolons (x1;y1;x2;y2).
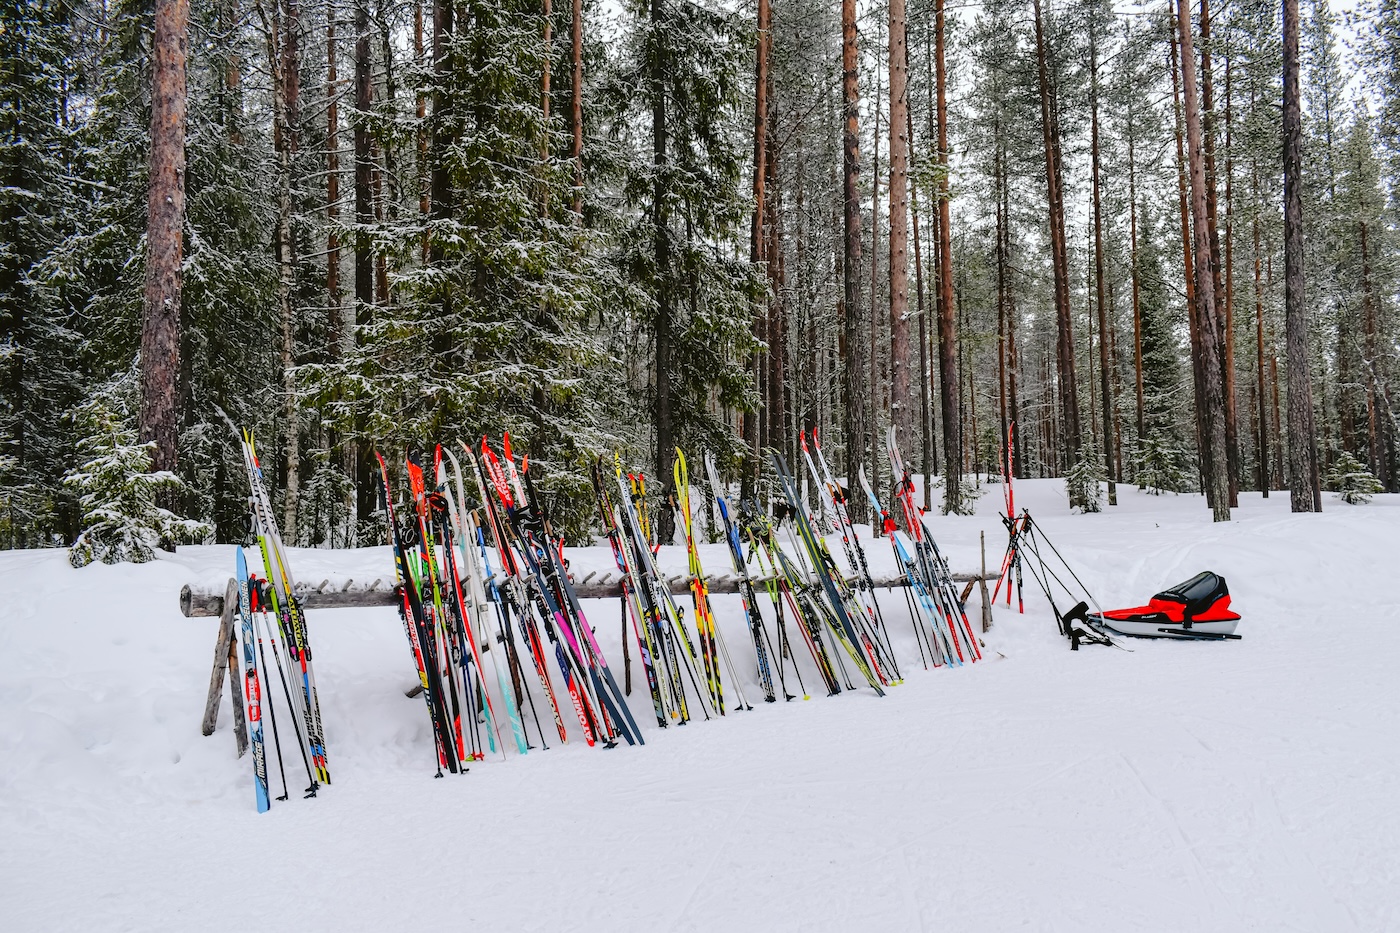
855;428;983;670
380;437;643;775
231;432;329;813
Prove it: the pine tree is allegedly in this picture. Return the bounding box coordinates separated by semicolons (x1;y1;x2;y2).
64;373;209;566
1324;450;1384;503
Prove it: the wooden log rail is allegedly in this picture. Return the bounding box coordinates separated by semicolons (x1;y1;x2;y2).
179;571;983;619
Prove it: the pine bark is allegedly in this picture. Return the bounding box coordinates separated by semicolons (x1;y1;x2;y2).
909;107;932;510
1089;25;1115;504
1200;0;1237;506
1253;194;1269;496
1282;0;1320;511
888;0;911;451
744;0;770;491
570;0;584;213
651;0;675;542
269;0;302;539
1176;0;1232;521
840;0;866;523
140;0;189;477
328;9;342;348
1170;20;1208;495
1031;0;1078;479
935;0;959;512
1359;221;1387;488
765;124;786;461
354;0;373;318
1128;75;1144;452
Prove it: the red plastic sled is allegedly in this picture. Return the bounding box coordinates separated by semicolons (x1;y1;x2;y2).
1091;571;1242;639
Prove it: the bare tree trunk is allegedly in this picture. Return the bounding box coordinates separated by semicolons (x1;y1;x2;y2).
429;0;452;242
354;0;373;316
996;113;1009;480
541;0;552;200
266;0;302;540
651;0;675;542
328;7;342;346
570;0;583;214
1282;0;1320;512
888;0;911;451
1176;0;1231;521
415;1;428;260
910;106;932;510
841;0;866;523
744;0;770;493
765;126;787;461
1171;19;1208;495
1200;0;1237;505
869;37;883;504
141;0;189;478
1032;0;1078;483
935;0;959;512
1127;63;1144;457
1222;51;1239;501
1089;24;1115;505
1253;187;1269;496
1360;221;1385;487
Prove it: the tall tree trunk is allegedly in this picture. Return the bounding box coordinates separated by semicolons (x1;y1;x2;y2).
888;0;911;451
840;0;866;523
995;113;1009;481
1171;19;1208;496
1359;221;1384;486
765;125;786;461
541;0;552;209
415;1;428;259
1200;0;1237;505
1176;0;1232;521
267;0;302;540
1282;0;1320;511
1089;24;1115;505
327;3;353;537
1032;0;1078;482
651;0;675;542
570;0;584;213
1222;51;1239;500
1005;184;1022;479
429;0;452;242
1127;61;1144;456
328;7;343;348
140;0;189;478
935;0;959;512
354;0;373;316
744;0;770;493
1253;184;1269;496
910;108;932;510
868;33;883;508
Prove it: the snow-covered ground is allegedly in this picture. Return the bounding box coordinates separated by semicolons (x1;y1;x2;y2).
3;479;1397;931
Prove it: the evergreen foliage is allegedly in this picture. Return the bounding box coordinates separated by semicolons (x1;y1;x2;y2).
0;0;1397;553
1066;442;1105;514
64;374;210;566
1324;450;1384;503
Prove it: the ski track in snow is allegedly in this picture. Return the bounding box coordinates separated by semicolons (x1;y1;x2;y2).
2;480;1398;931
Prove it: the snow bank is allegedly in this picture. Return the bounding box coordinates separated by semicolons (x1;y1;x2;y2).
2;480;1397;930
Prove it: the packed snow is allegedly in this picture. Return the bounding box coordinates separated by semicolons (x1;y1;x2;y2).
2;479;1397;931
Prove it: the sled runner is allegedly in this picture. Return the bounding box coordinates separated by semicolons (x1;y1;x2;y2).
1088;571;1242;640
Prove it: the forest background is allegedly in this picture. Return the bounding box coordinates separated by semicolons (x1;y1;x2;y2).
1;0;1396;555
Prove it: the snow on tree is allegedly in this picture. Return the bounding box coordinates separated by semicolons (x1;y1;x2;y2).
64;376;209;567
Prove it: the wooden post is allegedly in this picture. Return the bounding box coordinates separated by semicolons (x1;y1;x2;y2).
227;606;248;757
201;578;248;757
979;530;992;632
